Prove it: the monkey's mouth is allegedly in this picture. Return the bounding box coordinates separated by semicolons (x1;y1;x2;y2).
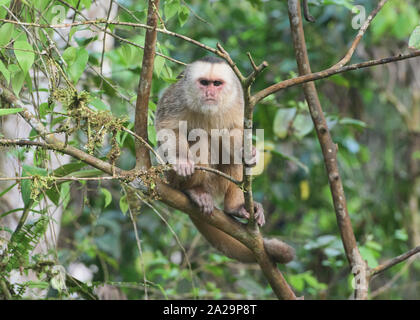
204;98;217;102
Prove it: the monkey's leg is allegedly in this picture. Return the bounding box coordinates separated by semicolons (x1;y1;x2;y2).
220;164;265;226
224;184;265;226
185;186;214;215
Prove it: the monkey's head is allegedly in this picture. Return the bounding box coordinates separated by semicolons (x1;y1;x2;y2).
182;57;243;115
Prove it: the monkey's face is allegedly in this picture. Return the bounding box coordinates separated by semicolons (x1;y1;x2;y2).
196;77;224;106
185;61;240;115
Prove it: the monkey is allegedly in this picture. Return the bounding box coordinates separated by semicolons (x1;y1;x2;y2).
155;56;294;264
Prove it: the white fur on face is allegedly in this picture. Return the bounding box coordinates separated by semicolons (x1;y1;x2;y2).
184;61;239;115
188;61;234;84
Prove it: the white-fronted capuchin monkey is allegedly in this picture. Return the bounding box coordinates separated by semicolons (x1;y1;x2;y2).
156;56;294;263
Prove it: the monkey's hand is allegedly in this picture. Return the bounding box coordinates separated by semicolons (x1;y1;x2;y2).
185;188;214;215
242;146;259;167
173;158;195;177
226;201;265;226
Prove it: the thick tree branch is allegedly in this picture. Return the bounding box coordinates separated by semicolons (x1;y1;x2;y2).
287;0;368;299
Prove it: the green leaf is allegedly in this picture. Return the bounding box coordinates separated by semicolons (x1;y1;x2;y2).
154;55;165;78
46;187;61;206
359;246;379;268
60;181;71;211
288;274;305;291
164;0;180;20
178;5;189;26
148;124;157;147
14;41;35;75
0;0;11;5
25;281;50;289
329;74;350;88
0;22;14;47
63;47;89;83
339;117;367;128
273;108;296;139
292;113;314;139
365;240;382;252
21;165;47;206
392;9;419;39
119;194;128;215
0;108;23;116
394;229;408;241
81;0;92;9
0;182;17;198
409;26;420;49
11;70;25;96
68;27;78;42
90;98;109;111
0;59;10;84
70;48;89;83
101;188;112;208
53;162;87;177
62;47;77;65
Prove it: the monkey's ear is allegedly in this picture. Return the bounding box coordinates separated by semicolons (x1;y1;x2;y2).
176;71;185;80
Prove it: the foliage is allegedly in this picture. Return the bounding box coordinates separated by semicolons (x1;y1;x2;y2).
0;0;419;300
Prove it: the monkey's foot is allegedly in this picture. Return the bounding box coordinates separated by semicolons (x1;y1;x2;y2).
185;188;214;215
174;159;195;177
227;201;265;226
242;146;259;167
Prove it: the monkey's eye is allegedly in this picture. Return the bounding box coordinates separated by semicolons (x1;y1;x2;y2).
213;81;223;87
199;79;210;86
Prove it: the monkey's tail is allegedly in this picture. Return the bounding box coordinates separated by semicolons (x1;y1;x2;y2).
190;218;295;264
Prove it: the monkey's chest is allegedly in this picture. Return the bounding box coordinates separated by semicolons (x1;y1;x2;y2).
186;129;242;166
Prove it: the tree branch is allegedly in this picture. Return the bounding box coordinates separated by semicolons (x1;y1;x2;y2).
134;0;159;170
333;0;388;68
253;50;420;104
287;0;368;299
369;246;420;279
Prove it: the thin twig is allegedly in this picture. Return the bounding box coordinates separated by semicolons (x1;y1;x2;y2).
99;0;114;92
369;246;420;278
252;50;420;104
126;195;148;299
333;0;389;68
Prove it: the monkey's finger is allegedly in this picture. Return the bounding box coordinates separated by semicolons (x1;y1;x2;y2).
230;206;250;219
174;163;183;176
243;147;259;167
187;160;195;175
181;163;188;176
199;194;214;215
187;163;195;176
254;202;265;226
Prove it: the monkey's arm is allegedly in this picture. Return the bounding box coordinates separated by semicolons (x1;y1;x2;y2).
173;130;195;177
